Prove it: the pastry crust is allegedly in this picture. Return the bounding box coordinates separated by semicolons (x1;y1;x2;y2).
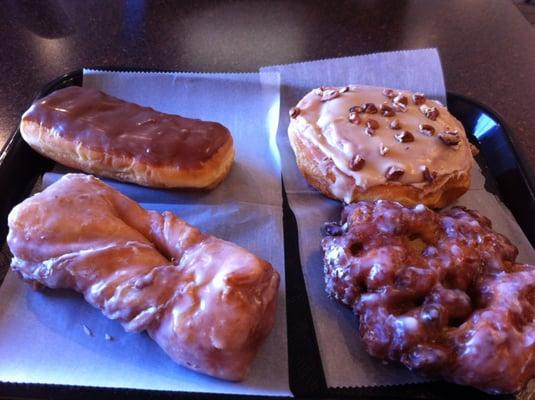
20;86;235;189
288;86;473;208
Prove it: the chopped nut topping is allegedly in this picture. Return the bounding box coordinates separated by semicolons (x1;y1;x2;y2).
382;88;396;98
349;105;364;113
348;111;360;124
392;102;408;112
366;119;379;129
379;143;390;156
340;86;349;93
365;127;375;136
394;130;415;143
363;103;378;114
289;107;300;118
385;165;405;181
438;130;460;146
380;103;395;117
420;105;439;120
418;123;435;136
321;89;340;102
393;94;409;106
349;154;366;171
314;88;323;96
422;166;435;182
389;119;401;130
413;93;426;105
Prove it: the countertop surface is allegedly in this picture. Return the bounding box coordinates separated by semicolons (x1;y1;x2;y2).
1;0;534;188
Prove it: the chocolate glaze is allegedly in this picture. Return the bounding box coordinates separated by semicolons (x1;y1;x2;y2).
22;86;231;168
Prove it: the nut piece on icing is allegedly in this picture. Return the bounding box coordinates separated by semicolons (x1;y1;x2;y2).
420;105;439;121
380;103;395;117
379;143;390;156
394;130;415;143
350;105;364;113
348;111;360;124
392;102;408;112
418;123;435;136
385;165;405;180
349;155;366;171
413;93;426;105
438;130;460;146
389;119;401;130
366;119;380;129
393;94;409;106
382;88;396;98
322;89;340;102
289;107;300;119
363;103;378;114
365;127;375;136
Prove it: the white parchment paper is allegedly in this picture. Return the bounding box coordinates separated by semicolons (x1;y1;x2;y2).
0;71;290;396
261;49;535;388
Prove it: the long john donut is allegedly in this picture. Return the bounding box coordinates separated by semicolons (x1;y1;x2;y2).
20;86;235;189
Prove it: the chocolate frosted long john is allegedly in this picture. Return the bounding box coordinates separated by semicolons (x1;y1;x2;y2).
20;86;235;188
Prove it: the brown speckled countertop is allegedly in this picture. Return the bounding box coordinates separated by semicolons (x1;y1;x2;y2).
1;1;534;189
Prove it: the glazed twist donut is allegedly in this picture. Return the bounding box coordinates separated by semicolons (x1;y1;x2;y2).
7;174;279;381
322;200;535;394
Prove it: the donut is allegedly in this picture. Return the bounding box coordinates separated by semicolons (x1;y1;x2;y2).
7;174;279;381
322;200;535;394
20;86;235;189
288;86;474;208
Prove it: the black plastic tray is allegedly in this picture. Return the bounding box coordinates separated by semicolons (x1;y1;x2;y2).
1;69;533;400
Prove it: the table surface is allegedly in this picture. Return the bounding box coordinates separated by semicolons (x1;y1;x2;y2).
1;0;535;188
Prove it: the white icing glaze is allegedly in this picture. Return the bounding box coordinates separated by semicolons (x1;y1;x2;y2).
292;85;473;202
6;173;280;381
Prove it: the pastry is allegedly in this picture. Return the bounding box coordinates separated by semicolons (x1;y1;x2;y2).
288;86;474;208
7;174;279;381
322;200;535;394
20;86;235;189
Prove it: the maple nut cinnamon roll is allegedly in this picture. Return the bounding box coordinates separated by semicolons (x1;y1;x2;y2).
20;86;235;189
288;85;474;208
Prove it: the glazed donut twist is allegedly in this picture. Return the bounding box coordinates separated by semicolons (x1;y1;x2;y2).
7;174;279;381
